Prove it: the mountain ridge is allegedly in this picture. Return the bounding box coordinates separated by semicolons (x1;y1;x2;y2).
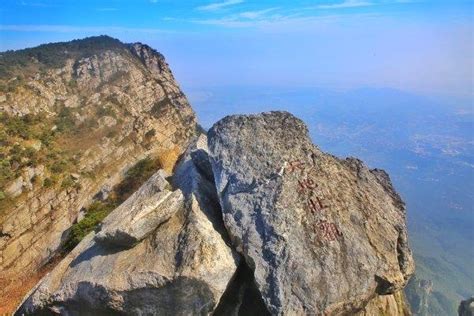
16;111;414;315
2;36;416;315
0;36;197;313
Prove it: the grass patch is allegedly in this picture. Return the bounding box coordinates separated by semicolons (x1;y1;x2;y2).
96;105;116;118
150;96;170;118
114;157;161;200
156;147;181;173
0;35;125;77
63;156;163;251
63;201;116;251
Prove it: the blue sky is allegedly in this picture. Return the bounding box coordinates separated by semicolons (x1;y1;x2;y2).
0;0;472;97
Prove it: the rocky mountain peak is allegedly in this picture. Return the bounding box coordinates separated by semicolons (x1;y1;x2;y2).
129;42;166;77
0;36;196;313
16;111;414;315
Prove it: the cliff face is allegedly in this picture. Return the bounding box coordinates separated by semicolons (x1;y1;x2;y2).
207;112;414;314
17;112;414;315
0;36;196;312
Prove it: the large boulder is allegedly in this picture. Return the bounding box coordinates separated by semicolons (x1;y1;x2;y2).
459;297;474;316
16;143;239;315
17;111;415;315
95;170;182;248
207;111;415;315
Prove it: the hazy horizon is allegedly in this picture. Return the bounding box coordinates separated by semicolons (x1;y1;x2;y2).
0;2;473;314
1;0;472;98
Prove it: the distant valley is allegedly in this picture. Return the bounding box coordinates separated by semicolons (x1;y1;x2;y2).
0;36;470;315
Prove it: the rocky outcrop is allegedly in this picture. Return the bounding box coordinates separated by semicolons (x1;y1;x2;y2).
16;140;239;315
0;36;196;312
404;276;434;315
356;291;411;316
94;171;182;248
18;112;414;315
207;112;414;314
459;298;474;316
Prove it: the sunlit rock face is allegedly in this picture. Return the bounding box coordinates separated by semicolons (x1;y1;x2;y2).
0;36;196;311
16;138;239;315
207;111;414;315
11;75;414;314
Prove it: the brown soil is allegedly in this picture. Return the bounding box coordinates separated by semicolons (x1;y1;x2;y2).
0;255;63;315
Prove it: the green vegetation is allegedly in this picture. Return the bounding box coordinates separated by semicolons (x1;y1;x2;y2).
115;157;160;199
55;106;76;133
0;110;84;209
0;101;129;214
0;112;45;188
0;35;125;77
144;129;156;141
64;201;116;251
150;96;171;118
96;105;116;118
43;177;54;188
61;175;77;190
63;157;162;251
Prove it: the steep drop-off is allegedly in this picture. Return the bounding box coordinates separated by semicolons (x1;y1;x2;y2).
17;112;414;315
2;37;415;315
0;36;197;312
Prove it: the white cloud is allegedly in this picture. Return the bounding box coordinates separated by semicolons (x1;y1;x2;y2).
19;1;52;7
316;0;373;9
239;8;278;19
192;14;351;28
0;24;170;34
197;0;244;12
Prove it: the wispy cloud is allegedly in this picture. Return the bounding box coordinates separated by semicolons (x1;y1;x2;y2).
197;0;244;12
19;1;53;7
191;1;399;28
0;24;170;34
316;0;373;9
192;13;348;28
96;8;119;12
239;8;278;19
191;6;293;27
190;9;386;29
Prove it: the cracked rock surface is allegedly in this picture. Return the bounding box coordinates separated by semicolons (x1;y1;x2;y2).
207;111;414;315
0;37;197;308
17;112;414;315
16;137;239;315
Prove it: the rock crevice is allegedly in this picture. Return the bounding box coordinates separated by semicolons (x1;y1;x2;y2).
0;36;197;311
16;111;414;315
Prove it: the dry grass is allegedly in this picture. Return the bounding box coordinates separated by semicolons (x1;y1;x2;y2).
156;146;181;174
0;255;62;314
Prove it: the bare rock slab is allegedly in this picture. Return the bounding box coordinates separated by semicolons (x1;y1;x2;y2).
95;170;182;248
16;160;238;315
207;111;415;315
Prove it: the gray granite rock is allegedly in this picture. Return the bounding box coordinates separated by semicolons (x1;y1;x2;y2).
459;297;474;316
207;111;415;315
16;143;239;315
95;170;182;248
16;112;415;316
0;37;197;307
